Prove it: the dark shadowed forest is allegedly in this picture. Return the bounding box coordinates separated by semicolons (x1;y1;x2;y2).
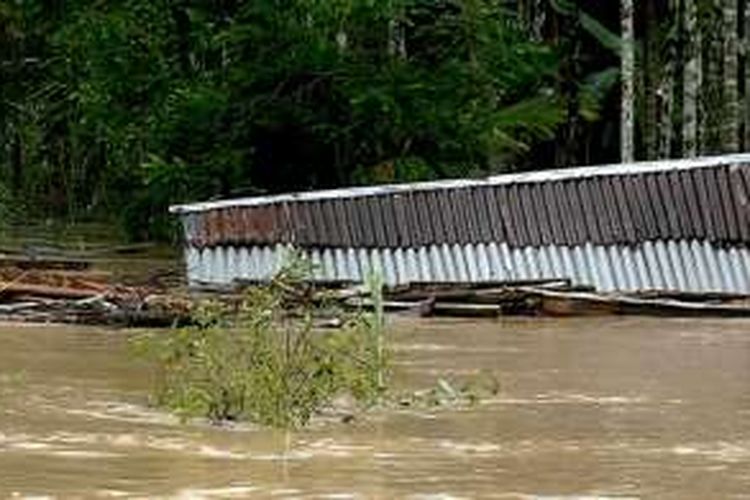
2;0;748;238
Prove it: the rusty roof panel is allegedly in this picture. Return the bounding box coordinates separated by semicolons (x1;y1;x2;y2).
541;182;564;244
484;186;505;242
716;166;740;241
624;174;651;241
402;192;420;247
592;177;616;243
666;171;691;238
600;177;622;242
495;186;516;246
445;189;464;244
578;180;603;243
646;173;668;240
463;188;482;244
731;165;750;241
426;191;446;245
399;193;413;246
476;186;495;242
513;184;536;246
702;168;728;241
693;168;718;241
391;193;410;247
351;196;369;247
610;176;636;243
561;180;586;245
331;198;350;247
656;173;682;238
527;184;549;245
178;159;750;250
680;170;705;239
414;191;436;245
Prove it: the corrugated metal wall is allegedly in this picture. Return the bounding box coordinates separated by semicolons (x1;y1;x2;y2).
172;155;750;292
184;241;750;293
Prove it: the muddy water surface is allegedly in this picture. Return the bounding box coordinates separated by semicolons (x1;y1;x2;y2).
1;317;750;498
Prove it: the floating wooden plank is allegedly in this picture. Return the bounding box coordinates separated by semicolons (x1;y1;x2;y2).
0;282;103;300
431;302;501;318
524;287;750;318
0;256;92;270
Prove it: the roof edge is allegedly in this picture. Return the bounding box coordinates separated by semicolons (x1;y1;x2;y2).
169;153;750;214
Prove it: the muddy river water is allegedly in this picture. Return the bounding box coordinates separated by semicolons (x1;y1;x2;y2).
1;317;750;498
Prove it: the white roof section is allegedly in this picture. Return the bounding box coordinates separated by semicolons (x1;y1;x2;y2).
169;153;750;214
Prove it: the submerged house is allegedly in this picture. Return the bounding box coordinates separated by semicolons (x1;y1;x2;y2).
171;154;750;293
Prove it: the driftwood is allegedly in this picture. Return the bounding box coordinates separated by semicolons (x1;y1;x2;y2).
341;280;750;319
527;287;750;318
431;302;502;318
0;259;189;327
0;282;106;300
0;256;92;270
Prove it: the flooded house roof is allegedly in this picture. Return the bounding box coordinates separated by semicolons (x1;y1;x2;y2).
171;154;750;250
171;154;750;293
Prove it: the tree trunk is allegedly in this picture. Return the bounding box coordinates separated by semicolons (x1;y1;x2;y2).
723;0;740;151
532;0;546;41
683;0;701;156
704;0;725;153
621;0;636;162
555;3;583;167
659;59;675;158
388;11;406;58
744;0;750;148
170;1;192;74
643;0;660;160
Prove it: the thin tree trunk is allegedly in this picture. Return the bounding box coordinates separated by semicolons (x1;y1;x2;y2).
643;0;660;160
532;0;546;41
701;1;722;153
621;0;636;162
388;19;406;58
170;2;192;74
555;3;582;167
683;0;701;156
659;59;675;158
744;0;750;148
723;0;740;151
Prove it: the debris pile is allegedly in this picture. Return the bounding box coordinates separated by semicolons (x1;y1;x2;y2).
0;258;191;327
2;256;749;326
337;279;750;318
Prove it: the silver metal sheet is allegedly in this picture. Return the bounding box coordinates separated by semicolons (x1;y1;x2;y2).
183;240;750;294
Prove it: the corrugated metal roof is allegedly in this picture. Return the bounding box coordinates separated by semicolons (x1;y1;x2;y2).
183;241;750;293
170;153;750;213
176;156;750;250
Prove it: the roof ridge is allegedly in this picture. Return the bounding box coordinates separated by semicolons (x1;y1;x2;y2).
170;153;750;214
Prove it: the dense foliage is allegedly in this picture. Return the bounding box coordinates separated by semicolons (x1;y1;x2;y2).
2;0;621;238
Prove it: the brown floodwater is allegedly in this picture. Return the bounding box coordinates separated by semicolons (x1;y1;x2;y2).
1;317;750;498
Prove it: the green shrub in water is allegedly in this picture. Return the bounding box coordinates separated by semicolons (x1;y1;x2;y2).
134;260;388;428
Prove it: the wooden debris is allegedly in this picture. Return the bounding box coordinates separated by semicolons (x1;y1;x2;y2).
0;256;92;270
2;254;749;326
528;287;750;318
0;261;189;327
431;302;501;318
341;280;750;319
0;282;106;300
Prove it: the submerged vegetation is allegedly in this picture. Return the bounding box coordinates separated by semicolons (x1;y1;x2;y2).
135;260;389;428
134;258;499;428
